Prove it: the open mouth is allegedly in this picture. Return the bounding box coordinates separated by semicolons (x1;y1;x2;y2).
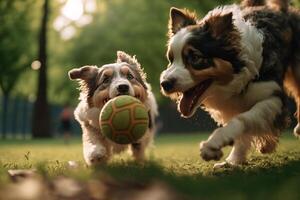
179;79;212;117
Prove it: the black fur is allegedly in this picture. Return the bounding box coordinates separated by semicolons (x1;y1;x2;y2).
244;9;292;85
186;27;245;73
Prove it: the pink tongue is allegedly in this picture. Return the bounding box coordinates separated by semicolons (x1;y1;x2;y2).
179;91;194;117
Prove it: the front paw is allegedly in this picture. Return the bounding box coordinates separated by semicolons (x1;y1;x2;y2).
200;141;223;161
84;146;108;166
294;123;300;138
213;161;232;169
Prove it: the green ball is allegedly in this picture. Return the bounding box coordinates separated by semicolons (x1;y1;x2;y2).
99;95;149;144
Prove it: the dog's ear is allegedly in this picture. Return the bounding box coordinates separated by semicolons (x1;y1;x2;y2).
169;7;197;36
205;12;233;38
68;66;99;81
117;51;148;89
116;51;141;68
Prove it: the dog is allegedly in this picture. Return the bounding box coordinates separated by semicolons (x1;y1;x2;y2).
68;51;158;166
160;0;300;167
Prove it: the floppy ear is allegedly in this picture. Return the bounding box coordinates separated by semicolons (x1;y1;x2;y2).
205;12;233;38
169;7;197;36
68;66;99;81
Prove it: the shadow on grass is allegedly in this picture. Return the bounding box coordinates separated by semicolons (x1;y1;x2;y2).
93;159;300;200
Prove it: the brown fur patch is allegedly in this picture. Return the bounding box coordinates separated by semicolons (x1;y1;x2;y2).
120;66;130;75
92;88;109;108
241;0;265;7
68;66;101;107
68;66;99;81
186;57;234;84
103;68;114;77
267;0;289;12
168;7;197;37
116;51;147;89
133;85;147;103
205;13;234;39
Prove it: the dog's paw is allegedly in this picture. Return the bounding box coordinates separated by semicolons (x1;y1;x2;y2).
213;162;232;169
294;123;300;138
84;145;108;166
89;154;108;165
199;141;223;161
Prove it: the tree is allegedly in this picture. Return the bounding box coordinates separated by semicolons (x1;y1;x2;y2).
32;0;51;138
66;0;228;104
0;0;36;138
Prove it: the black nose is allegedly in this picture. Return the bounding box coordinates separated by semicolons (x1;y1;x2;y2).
117;84;129;93
161;79;176;92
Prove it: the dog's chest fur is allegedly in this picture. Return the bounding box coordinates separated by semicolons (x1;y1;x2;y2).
202;80;281;125
199;5;293;125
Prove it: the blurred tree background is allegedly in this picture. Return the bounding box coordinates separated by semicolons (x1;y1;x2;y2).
18;0;235;105
1;0;299;138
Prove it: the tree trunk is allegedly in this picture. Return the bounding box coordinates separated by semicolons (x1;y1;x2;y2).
1;95;9;139
11;98;19;138
32;0;51;138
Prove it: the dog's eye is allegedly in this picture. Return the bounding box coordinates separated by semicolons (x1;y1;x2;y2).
191;58;212;70
189;54;202;64
189;53;213;70
127;73;134;80
102;76;111;84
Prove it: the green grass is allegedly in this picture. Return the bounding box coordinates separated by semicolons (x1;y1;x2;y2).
1;133;300;199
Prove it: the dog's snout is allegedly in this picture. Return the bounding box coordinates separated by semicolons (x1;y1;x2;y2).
161;79;176;92
117;84;129;93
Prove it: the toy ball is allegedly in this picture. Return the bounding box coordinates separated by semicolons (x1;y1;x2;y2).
99;95;149;144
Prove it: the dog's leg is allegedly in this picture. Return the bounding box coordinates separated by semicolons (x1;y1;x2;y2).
82;125;111;166
131;130;153;162
200;96;283;162
284;66;300;137
214;137;251;168
294;97;300;137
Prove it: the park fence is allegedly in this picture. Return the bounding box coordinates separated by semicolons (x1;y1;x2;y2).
0;96;80;139
0;96;297;139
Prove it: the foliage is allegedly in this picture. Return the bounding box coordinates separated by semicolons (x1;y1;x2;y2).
61;0;234;104
0;0;39;96
1;0;299;105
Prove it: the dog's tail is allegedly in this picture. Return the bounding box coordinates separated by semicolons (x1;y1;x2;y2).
241;0;289;12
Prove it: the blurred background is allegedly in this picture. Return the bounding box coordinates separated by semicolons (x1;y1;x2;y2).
0;0;299;139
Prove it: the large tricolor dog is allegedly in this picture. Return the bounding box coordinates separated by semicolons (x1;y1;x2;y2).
69;51;158;166
160;0;300;167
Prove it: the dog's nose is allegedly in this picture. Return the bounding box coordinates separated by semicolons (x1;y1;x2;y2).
117;84;129;93
161;79;176;92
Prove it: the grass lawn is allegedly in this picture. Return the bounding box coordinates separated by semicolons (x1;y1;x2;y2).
1;133;300;199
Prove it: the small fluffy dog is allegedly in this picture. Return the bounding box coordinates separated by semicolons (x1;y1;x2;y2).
160;0;300;167
69;51;158;166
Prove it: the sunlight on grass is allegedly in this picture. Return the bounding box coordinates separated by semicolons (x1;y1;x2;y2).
0;133;299;176
1;133;300;199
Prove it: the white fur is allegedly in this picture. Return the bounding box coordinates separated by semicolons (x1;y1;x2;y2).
74;63;158;166
202;81;281;124
160;28;195;91
204;5;264;94
200;94;283;163
199;80;283;165
103;63;136;98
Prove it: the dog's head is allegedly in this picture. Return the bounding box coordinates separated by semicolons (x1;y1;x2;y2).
69;51;148;109
160;7;243;118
